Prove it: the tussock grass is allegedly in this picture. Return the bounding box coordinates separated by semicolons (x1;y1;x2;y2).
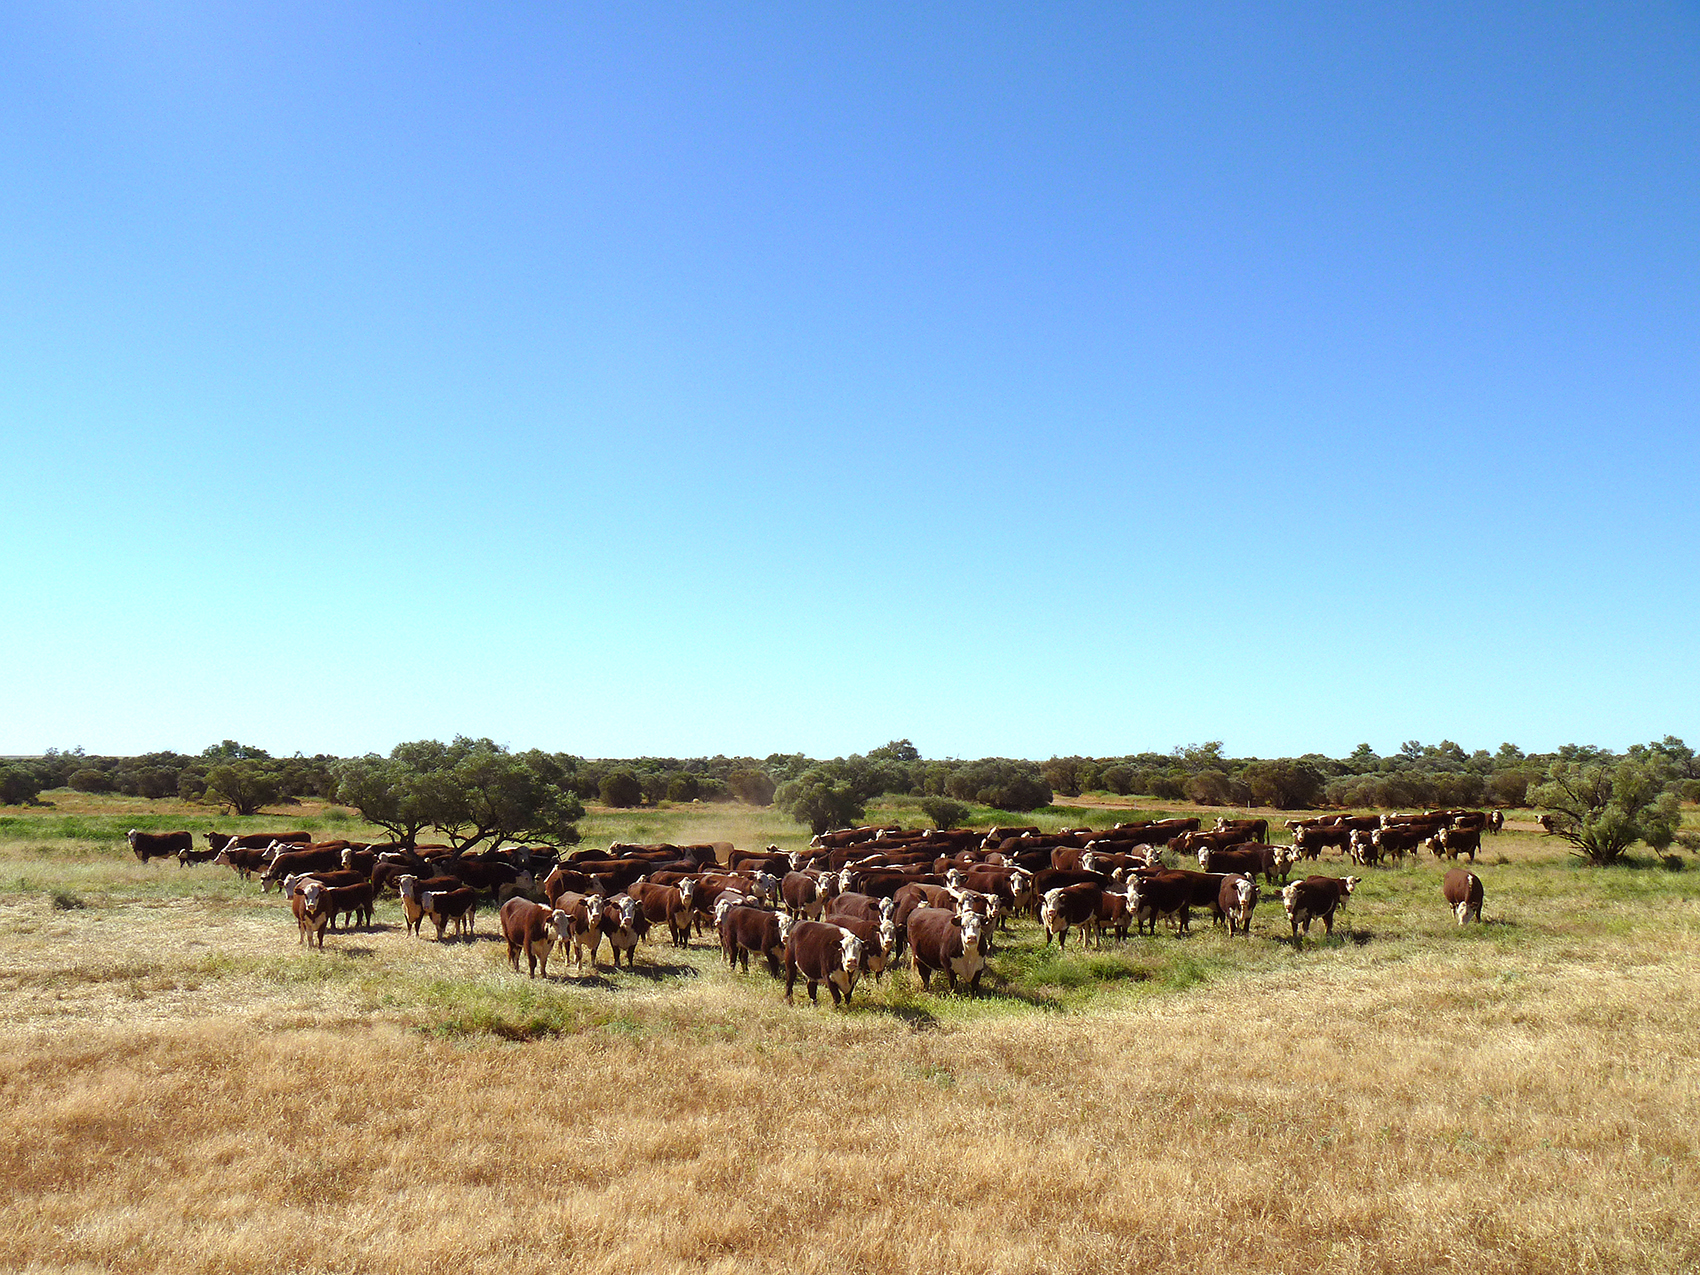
0;800;1696;1271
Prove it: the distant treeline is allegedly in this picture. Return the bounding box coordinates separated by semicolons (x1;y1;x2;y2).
4;735;1698;819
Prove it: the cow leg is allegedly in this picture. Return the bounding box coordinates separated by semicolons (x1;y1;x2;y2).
946;969;958;994
808;978;819;1004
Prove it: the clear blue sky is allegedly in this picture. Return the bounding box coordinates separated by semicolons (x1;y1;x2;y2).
2;3;1696;762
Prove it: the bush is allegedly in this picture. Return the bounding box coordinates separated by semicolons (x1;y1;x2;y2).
774;769;865;834
666;774;700;803
0;766;44;806
1101;766;1133;796
945;761;1052;812
1185;769;1245;806
1242;760;1325;810
204;762;280;817
919;797;970;830
599;770;643;808
68;767;113;794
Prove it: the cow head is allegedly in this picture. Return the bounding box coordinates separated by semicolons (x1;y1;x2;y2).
1234;877;1257;914
677;878;696;907
838;929;865;974
1196;848;1212;872
777;913;797;945
301;881;325;914
1080;851;1097;874
836;869;854;896
959;911;985;951
396;874;419;901
617;896;640;927
877;896;896;921
1342;876;1361;895
945;868;964;889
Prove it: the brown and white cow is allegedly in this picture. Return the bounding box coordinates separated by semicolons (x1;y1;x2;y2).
292;881;331;948
1442;868;1484;925
1280;875;1360;947
1426;826;1481;862
906;907;985;995
782;921;864;1006
550;891;606;970
717;901;792;976
420;885;478;941
1041;883;1101;949
500;897;562;977
601;895;648;969
1218;874;1259;937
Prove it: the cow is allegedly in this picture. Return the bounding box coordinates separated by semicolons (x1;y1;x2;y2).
601;895;649;969
1213;817;1270;842
500;898;562;978
1537;814;1557;835
823;913;896;982
629;879;696;948
824;891;894;928
551;891;606;970
1487;809;1505;835
1126;872;1192;936
127;830;193;862
1218;874;1258;937
1442;868;1484;925
1041;883;1101;950
1427;827;1481;862
1198;844;1291;885
420;886;478;941
1280;875;1360;947
780;871;827;920
260;845;347;892
783;921;864;1006
906;907;986;995
1291;824;1352;860
717;902;792;976
292;881;331;948
176;846;222;867
1369;824;1424;864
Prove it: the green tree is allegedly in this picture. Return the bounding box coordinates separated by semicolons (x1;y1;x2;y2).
204;761;280;817
0;766;44;805
919;797;969;830
68;767;113;794
727;769;777;806
774;769;865;834
335;753;437;846
425;742;584;852
599;770;643;808
1242;759;1325;810
1529;755;1682;865
667;773;700;803
867;739;921;763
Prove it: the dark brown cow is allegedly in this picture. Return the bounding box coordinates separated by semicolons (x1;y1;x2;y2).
1427;827;1481;862
1292;824;1352;860
717;902;790;976
1369;824;1425;862
500;898;561;977
127;830;193;862
320;879;376;930
782;921;864;1006
1127;872;1191;935
780;871;826;920
1218;874;1259;937
1197;844;1292;884
824;891;893;928
1280;875;1360;947
1041;883;1101;949
1213;817;1270;842
601;895;649;969
906;907;986;994
1442;868;1484;925
260;845;347;891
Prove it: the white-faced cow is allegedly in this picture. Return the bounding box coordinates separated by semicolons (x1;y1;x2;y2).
783;920;864;1007
1218;874;1258;937
1442;868;1484;925
907;906;986;995
1280;875;1360;947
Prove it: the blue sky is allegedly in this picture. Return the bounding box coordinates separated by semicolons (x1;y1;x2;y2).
2;2;1696;761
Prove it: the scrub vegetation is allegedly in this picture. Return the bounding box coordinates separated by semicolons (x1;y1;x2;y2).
0;786;1697;1272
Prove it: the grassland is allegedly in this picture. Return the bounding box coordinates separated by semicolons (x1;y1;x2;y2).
1;791;1697;1273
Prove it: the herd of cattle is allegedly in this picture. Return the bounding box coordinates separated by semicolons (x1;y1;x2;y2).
123;808;1500;1005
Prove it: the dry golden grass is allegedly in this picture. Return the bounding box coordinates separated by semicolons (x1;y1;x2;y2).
1;799;1698;1272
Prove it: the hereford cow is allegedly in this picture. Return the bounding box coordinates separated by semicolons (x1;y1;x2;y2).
601;895;649;969
127;830;193;862
829;913;898;982
551;891;605;970
1427;827;1481;862
420;886;478;941
906;907;986;995
716;902;791;976
1442;868;1484;925
1280;875;1360;947
1291;824;1352;860
629;879;695;948
1126;872;1191;935
1041;883;1101;950
292;881;331;948
783;921;864;1006
500;898;562;977
1218;874;1259;937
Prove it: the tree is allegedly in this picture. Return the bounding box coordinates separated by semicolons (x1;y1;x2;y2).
599;770;643;808
1101;765;1134;796
867;739;920;763
1529;755;1682;865
68;767;113;793
1242;759;1325;810
426;743;584;852
666;773;700;803
919;797;969;830
774;769;865;835
335;754;437;847
204;761;280;816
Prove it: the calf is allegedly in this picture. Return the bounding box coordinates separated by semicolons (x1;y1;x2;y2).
1218;874;1259;937
783;921;864;1006
906;907;986;995
601;895;649;969
420;886;478;941
500;898;562;977
292;881;331;948
1280;875;1360;947
551;891;605;970
1442;868;1484;925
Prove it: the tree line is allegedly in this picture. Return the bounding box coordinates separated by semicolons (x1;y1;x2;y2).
1;735;1695;864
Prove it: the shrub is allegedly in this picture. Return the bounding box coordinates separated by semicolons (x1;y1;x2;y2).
1242;760;1325;810
774;769;865;834
1530;757;1682;865
0;766;44;806
599;770;643;808
204;762;280;817
666;774;700;803
1101;766;1133;796
68;767;113;794
728;769;777;806
919;797;970;830
1185;769;1245;806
